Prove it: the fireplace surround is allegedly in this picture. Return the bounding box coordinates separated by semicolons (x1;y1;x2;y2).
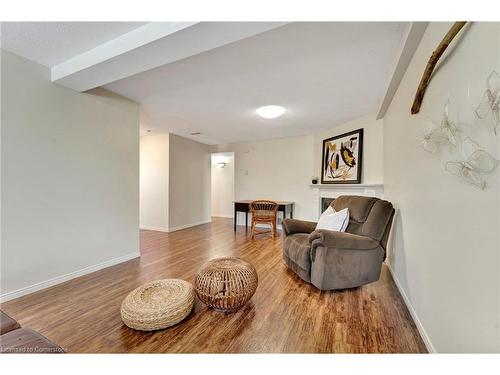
310;183;384;219
321;197;335;212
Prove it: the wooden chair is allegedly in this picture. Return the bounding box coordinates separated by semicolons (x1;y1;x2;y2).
249;200;279;239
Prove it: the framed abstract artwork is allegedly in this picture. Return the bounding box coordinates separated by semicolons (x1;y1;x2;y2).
321;128;363;184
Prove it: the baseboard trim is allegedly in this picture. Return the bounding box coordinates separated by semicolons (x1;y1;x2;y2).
168;219;212;233
139;225;169;233
386;262;436;353
0;251;140;303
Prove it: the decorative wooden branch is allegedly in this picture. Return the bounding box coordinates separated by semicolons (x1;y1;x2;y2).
411;22;467;115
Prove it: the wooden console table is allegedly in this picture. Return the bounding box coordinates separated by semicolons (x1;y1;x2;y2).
233;200;294;231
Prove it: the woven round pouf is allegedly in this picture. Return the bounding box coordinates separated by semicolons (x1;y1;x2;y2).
195;257;258;312
120;279;194;331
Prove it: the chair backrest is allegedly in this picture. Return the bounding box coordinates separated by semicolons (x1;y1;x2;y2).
250;200;278;215
330;195;394;249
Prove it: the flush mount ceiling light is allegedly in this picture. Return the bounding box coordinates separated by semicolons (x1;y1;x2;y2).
256;105;285;119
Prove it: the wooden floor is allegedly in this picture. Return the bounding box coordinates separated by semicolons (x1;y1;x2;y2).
1;218;427;353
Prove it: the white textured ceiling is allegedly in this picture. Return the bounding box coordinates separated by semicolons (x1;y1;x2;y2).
1;22;146;66
106;22;406;144
1;22;407;145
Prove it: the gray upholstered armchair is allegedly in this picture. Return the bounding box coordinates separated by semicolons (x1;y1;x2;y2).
282;195;394;291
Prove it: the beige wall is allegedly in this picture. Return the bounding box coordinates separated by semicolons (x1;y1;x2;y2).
140;134;169;231
168;134;211;231
384;22;500;352
1;50;140;300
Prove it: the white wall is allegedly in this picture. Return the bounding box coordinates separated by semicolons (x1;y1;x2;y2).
215;114;384;224
211;152;234;218
140;134;169;232
216;135;315;223
384;22;500;352
1;50;140;300
314;113;384;183
168;134;211;231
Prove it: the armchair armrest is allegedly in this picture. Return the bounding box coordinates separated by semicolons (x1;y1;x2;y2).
309;229;379;251
1;311;20;335
282;219;317;236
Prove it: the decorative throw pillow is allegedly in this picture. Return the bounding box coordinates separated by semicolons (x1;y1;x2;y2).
315;207;349;232
320;205;335;217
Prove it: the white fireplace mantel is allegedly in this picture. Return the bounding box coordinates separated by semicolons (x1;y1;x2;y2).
310;183;384;219
309;183;384;189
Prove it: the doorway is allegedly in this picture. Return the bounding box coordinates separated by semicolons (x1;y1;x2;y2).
211;152;235;219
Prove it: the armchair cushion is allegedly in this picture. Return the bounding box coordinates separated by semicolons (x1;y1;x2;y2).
331;195;394;241
282;218;317;236
331;196;377;222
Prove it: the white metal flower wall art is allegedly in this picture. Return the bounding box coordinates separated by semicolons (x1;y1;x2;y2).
420;119;448;153
445;137;499;190
475;71;500;135
420;101;457;153
440;101;458;145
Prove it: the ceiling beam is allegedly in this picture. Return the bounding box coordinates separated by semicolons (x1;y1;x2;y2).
51;22;197;84
376;22;429;120
51;22;288;92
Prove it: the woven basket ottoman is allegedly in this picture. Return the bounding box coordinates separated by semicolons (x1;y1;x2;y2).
195;257;258;312
120;279;194;331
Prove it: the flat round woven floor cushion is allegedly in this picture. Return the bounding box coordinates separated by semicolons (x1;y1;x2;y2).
121;279;194;331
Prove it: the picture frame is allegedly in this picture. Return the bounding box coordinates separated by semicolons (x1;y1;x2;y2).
321;128;363;184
